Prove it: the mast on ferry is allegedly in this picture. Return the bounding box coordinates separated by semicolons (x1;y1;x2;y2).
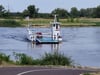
51;15;62;41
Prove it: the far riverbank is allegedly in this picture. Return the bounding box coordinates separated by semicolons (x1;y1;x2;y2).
0;18;100;27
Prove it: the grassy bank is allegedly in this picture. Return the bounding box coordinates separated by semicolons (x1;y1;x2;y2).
0;18;100;27
14;52;73;66
0;52;73;66
0;53;14;65
0;19;22;27
0;53;99;75
17;18;100;27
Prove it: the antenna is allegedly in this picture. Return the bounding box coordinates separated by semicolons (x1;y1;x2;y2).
53;14;59;22
26;16;30;27
54;15;57;22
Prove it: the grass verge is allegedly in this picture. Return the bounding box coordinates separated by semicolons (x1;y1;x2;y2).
83;72;100;75
0;53;14;65
13;52;73;66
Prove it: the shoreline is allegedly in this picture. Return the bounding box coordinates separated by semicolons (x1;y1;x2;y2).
0;62;100;71
0;18;100;27
0;65;99;72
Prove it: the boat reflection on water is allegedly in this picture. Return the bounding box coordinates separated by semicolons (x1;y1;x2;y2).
27;42;42;49
51;44;60;53
27;42;61;54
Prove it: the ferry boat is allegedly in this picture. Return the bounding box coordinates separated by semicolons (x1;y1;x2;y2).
27;15;62;44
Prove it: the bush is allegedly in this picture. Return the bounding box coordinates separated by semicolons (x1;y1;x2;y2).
14;52;73;66
14;53;33;65
41;52;73;66
0;53;10;64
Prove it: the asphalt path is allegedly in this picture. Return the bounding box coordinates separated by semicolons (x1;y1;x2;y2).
0;67;96;75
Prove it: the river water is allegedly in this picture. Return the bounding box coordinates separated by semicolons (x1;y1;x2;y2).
0;27;100;67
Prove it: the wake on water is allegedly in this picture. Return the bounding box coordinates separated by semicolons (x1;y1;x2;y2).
0;27;75;43
0;28;28;42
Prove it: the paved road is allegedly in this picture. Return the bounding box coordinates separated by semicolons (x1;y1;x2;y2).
0;67;96;75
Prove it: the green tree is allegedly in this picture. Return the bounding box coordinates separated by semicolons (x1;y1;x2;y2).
28;5;36;17
94;5;100;18
0;5;5;17
23;9;29;17
85;8;95;18
70;7;79;18
79;9;87;17
23;5;39;18
38;13;51;18
0;5;5;12
51;8;69;18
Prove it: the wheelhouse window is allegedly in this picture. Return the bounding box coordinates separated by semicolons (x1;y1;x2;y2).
56;24;59;29
53;24;55;27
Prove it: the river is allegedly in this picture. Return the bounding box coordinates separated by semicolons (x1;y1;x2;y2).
0;27;100;67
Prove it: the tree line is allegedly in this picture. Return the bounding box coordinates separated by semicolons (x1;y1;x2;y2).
0;4;100;18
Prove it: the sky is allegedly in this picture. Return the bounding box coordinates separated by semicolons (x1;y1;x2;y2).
0;0;100;13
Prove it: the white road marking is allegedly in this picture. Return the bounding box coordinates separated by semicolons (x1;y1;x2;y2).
17;69;64;75
16;68;92;75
